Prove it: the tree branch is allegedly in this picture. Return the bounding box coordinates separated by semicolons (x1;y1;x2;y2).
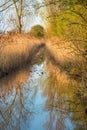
0;0;18;12
0;0;11;8
70;9;87;23
36;0;59;10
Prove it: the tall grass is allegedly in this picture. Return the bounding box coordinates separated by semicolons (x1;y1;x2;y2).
0;34;82;81
0;33;45;77
46;37;76;63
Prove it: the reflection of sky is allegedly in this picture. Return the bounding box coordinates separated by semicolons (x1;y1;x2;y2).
0;62;49;130
0;0;45;32
0;61;85;130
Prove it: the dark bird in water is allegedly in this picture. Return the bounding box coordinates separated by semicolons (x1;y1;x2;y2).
41;72;43;75
5;72;8;75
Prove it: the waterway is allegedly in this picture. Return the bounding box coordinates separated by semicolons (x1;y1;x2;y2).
0;59;87;130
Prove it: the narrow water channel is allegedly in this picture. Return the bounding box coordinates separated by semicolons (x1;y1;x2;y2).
0;60;87;130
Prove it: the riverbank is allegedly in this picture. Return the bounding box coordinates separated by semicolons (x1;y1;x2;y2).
0;33;45;78
0;33;85;81
0;33;87;116
0;33;84;82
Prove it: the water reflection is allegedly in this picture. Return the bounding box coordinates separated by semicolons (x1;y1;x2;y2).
0;62;87;130
0;62;48;130
44;62;87;130
0;67;31;130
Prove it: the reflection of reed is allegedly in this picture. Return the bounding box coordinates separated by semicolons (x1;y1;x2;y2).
0;62;44;130
43;62;87;130
0;89;17;127
0;85;34;130
0;66;30;97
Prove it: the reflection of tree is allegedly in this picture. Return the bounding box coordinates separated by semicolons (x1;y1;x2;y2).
0;61;87;130
0;86;34;130
43;62;87;130
0;67;35;130
0;62;46;130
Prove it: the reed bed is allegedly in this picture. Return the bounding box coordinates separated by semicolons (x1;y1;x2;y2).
0;34;78;78
46;37;76;64
0;33;45;77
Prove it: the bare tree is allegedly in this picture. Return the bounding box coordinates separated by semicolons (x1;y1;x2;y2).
0;0;41;33
13;0;23;33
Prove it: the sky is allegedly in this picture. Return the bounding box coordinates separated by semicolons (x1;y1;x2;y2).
0;0;46;32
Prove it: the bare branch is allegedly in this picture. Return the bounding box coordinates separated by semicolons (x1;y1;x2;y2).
0;0;11;8
0;0;18;12
36;0;59;10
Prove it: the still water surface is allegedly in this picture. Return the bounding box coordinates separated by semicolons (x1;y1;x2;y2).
0;61;87;130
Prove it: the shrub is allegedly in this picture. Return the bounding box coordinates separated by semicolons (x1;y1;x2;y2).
29;25;44;38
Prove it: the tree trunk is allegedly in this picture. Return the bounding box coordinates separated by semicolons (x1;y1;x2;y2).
13;0;23;33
